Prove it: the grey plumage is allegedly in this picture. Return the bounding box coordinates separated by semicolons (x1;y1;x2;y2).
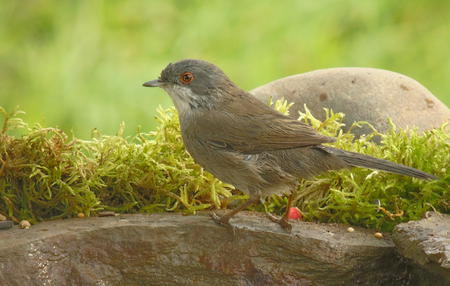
143;59;437;229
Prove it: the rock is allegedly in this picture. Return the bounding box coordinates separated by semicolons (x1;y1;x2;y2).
251;68;450;138
0;212;409;286
0;220;13;230
392;212;450;285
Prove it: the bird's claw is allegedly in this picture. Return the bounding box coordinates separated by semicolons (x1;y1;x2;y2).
210;212;231;227
266;212;292;232
210;212;239;236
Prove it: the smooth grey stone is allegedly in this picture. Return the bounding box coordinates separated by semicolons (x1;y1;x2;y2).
251;68;450;138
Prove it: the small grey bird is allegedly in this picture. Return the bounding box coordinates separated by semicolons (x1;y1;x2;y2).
143;59;437;230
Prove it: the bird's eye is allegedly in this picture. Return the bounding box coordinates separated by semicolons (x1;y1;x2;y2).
179;72;194;84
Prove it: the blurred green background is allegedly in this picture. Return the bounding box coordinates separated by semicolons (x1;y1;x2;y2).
1;0;449;138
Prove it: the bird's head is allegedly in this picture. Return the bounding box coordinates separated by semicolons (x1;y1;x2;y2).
143;59;239;112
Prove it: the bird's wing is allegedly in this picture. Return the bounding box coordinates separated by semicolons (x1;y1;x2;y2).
196;94;335;154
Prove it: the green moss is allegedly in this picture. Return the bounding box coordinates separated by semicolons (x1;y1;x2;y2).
0;103;448;230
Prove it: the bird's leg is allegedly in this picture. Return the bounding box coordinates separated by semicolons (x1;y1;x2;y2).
211;195;260;226
266;193;294;232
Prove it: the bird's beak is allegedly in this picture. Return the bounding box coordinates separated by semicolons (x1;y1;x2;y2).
142;79;165;87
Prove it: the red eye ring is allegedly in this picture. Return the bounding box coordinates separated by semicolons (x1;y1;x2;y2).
180;72;194;84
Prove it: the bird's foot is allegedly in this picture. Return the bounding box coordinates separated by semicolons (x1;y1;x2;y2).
266;212;292;232
210;212;231;227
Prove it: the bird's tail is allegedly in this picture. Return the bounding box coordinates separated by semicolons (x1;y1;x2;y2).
323;147;438;180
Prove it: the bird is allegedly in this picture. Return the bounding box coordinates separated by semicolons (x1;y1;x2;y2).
143;59;438;231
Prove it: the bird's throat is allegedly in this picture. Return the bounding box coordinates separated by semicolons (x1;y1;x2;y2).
163;84;218;114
